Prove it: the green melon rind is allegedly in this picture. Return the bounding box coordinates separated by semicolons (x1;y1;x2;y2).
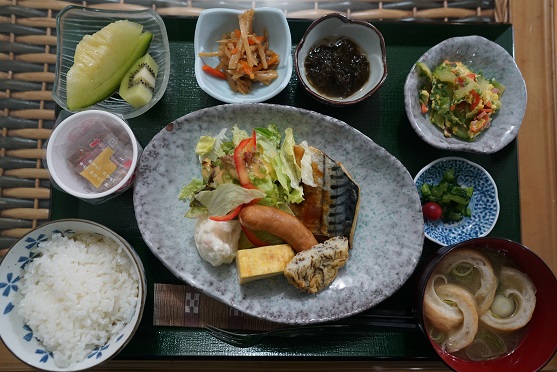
66;31;153;110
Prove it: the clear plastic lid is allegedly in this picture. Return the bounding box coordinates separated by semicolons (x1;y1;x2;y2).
45;110;140;202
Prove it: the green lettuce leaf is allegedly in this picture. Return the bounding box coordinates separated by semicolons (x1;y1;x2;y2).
195;136;215;155
299;140;316;187
279;128;303;203
195;128;228;162
256;127;288;195
252;174;280;207
232;126;250;147
194;183;266;216
185;205;208;219
255;124;282;144
178;178;205;201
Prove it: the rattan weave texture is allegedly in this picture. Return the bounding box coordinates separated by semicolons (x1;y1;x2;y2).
0;0;508;254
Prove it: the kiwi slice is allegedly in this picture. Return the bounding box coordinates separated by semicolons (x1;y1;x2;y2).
119;53;159;108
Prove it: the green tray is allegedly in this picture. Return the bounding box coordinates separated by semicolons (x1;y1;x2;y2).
51;18;519;360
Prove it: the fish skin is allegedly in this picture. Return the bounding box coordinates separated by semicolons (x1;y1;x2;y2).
291;146;360;248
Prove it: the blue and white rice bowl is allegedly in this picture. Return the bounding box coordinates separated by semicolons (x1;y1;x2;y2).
0;219;146;371
414;157;500;246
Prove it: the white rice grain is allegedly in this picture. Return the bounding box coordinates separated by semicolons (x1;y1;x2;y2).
16;233;139;368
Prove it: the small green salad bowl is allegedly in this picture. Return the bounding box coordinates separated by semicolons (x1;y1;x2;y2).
404;35;526;154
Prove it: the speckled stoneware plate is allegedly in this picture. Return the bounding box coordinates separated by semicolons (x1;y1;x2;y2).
404;36;527;154
414;157;500;246
134;103;424;324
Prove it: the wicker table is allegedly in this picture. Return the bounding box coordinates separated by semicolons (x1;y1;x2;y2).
1;0;556;371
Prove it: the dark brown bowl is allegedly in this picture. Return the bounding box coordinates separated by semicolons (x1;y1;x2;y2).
294;13;387;106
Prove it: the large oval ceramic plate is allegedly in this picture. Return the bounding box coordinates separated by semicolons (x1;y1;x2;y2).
134;104;424;324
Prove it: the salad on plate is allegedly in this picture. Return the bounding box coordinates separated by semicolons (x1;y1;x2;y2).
179;124;313;220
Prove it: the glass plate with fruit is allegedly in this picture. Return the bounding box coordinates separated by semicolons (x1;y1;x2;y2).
53;6;170;119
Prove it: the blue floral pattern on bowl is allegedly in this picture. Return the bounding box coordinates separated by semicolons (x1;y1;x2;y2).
0;219;146;371
414;157;500;246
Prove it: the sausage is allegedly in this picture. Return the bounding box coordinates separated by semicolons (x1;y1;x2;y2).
238;205;318;252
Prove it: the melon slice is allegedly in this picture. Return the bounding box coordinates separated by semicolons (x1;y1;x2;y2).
66;20;153;110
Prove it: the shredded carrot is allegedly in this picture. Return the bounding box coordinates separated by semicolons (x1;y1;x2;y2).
240;60;254;79
248;35;265;45
197;9;280;95
266;53;279;66
202;64;227;80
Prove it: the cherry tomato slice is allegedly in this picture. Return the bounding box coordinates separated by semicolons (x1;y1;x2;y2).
422;202;443;221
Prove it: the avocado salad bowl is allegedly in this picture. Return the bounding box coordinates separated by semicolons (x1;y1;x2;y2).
404;35;526;154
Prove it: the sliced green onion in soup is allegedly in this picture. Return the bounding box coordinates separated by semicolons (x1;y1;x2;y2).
451;262;474;276
429;327;445;343
465;340;491;361
466;330;508;361
465;329;507;361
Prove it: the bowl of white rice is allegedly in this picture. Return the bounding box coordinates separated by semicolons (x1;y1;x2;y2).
0;219;146;371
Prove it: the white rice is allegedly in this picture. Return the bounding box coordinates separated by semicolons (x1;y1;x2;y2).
16;233;139;368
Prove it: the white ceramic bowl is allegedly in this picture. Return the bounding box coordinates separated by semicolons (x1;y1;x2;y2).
295;13;387;106
45;110;141;204
194;8;292;103
414;157;500;246
0;219;146;371
52;6;170;119
404;35;527;154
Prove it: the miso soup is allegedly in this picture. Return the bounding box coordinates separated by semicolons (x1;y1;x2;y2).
423;247;536;361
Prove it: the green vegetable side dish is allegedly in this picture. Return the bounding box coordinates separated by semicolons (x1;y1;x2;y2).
420;168;474;222
416;60;506;141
